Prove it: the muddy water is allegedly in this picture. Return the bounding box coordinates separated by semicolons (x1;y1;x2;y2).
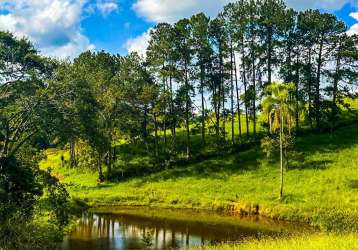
62;207;310;250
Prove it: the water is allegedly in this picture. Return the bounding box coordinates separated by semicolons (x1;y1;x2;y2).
62;207;309;250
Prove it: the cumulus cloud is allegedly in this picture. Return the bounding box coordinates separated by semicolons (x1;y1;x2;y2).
125;28;152;57
347;12;358;35
0;0;95;59
132;0;357;24
133;0;233;23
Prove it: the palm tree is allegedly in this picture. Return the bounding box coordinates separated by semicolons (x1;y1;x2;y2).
262;82;296;199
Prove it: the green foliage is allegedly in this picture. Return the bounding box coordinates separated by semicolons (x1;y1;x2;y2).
0;156;42;221
261;136;276;159
0;214;62;250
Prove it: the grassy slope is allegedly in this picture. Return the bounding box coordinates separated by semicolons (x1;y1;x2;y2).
40;121;358;232
39;99;358;232
188;234;358;250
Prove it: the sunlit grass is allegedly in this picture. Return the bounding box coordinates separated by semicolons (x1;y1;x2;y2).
39;99;358;232
188;234;358;250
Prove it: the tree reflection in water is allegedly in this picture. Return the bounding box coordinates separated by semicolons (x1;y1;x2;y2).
62;208;309;250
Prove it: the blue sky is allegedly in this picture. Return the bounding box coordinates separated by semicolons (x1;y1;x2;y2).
0;0;357;58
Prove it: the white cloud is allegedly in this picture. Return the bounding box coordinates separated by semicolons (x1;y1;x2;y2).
0;0;95;59
96;0;119;17
350;12;358;20
125;28;152;56
348;12;358;35
132;0;357;24
133;0;233;23
286;0;357;11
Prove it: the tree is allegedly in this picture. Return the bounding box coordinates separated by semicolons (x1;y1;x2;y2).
0;32;71;246
262;82;296;199
327;34;358;130
257;0;286;87
209;17;229;142
147;23;175;146
0;32;55;160
221;4;240;143
190;13;211;145
173;18;193;158
230;0;250;137
70;51;121;181
299;11;346;130
247;0;259;137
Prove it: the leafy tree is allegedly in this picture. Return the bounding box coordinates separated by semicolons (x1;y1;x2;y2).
0;32;55;160
0;32;72;247
69;51;121;181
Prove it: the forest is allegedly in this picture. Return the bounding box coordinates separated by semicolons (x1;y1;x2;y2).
1;0;358;249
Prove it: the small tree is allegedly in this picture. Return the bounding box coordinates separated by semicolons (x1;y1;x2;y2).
262;82;296;199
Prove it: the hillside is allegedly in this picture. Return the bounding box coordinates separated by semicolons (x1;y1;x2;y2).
40;120;358;232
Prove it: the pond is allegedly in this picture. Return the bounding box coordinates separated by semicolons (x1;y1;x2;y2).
61;206;311;250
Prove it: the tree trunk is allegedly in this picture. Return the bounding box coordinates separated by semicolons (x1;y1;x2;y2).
169;66;176;137
267;26;273;86
70;139;76;167
295;51;300;131
200;63;206;145
332;51;341;131
213;64;221;142
234;50;242;138
241;36;250;137
162;67;167;148
107;146;112;180
219;42;225;141
154;112;158;157
251;41;256;137
98;154;104;183
184;61;191;159
230;39;235;144
143;104;148;141
307;48;313;129
315;36;324;130
279;111;284;199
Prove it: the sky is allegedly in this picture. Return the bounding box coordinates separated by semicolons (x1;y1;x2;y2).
0;0;357;59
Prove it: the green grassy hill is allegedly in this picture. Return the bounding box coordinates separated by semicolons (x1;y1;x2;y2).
40;120;358;232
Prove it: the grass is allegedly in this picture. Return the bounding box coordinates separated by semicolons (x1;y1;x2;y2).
40;120;358;232
39;99;358;232
188;234;358;250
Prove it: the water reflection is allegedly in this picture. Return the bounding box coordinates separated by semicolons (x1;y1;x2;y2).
62;208;306;250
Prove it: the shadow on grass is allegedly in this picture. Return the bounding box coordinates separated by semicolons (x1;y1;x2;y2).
133;148;263;183
347;179;358;189
289;158;333;170
109;123;358;183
